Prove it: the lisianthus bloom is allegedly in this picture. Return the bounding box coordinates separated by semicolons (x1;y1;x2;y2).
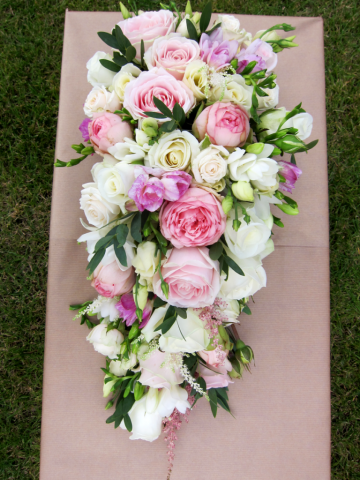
236;38;277;73
115;293;152;327
200;28;239;70
277;160;302;193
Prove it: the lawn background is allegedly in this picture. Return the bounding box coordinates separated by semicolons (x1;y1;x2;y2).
0;0;359;478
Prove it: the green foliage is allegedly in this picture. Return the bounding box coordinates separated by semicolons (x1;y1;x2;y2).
0;0;359;478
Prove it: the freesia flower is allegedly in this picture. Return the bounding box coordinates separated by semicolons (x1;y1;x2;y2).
278;160;302;193
79;118;91;141
236;38;277;73
115;293;152;327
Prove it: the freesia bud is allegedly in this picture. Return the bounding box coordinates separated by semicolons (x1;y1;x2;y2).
233;219;241;231
105;398;115;410
276;203;299;215
222;195;233;215
192;12;201;23
185;0;192;16
134;284;148;310
246;143;264;154
119;2;132;19
285;35;296;42
232;181;254;202
134;381;145;401
161;280;169;299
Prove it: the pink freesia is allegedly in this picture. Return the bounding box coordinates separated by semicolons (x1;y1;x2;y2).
161;171;192;201
79;118;91;141
138;350;183;389
236;39;277;73
197;357;233;389
89;112;133;155
277;160;302;194
193;101;250;148
128;174;165;212
200;29;239;70
115;294;152;327
145;33;200;80
123;67;195;122
159;187;226;248
91;261;135;298
117;10;177;60
152;247;221;308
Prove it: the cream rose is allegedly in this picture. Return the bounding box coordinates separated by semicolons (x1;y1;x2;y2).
147;130;200;171
83;85;120;118
131;241;160;286
86;51;116;88
191;144;229;184
224;207;272;259
208;75;253;112
96;162;136;211
80;183;120;228
182;59;208;101
111;64;141;103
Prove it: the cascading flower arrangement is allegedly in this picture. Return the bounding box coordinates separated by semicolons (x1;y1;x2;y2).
56;1;317;475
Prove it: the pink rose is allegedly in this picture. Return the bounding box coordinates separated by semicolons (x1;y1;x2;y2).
159;187;226;248
193;102;250;148
197;357;233;389
138;350;183;389
91;260;135;298
89;112;133;155
236;39;277;73
123;68;195;122
117;10;177;60
144;33;200;80
153;247;221;308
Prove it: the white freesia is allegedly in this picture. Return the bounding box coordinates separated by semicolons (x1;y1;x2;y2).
220;253;267;300
86;322;124;359
86;51;116;88
209;75;253;111
257;83;279;111
96;162;136;211
253;30;282;42
192;145;229;184
120;392;163;442
132;241;160;287
182;59;208;101
112;64;141;102
283;112;313;140
80;183;120;228
224;208;272;259
157;385;190;416
141;305;169;343
159;309;210;354
215;15;252;43
252;193;282;229
147;130;200;171
88;295;120;322
83;85;120;118
108;138;147;163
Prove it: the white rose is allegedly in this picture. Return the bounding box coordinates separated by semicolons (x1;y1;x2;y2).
108;138;147;164
182;59;208;101
209;75;253;112
216;15;252;43
86;51;116;88
120;392;163;441
147;130;200;171
258;107;286;137
141;305;169;343
96;162;136;211
80;183;120;228
220;253;267;300
159;309;210;354
86;322;124;359
283;112;313;140
132;241;160;286
192;145;229;184
112;64;141;102
257;83;279;111
83;85;120;118
224;208;272;259
157;385;190;416
91;154;118;183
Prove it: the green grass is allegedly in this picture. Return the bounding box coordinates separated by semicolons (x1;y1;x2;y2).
0;0;359;478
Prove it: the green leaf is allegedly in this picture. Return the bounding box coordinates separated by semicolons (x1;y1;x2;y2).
124;413;132;432
153;96;173;119
99;59;121;72
116;224;129;247
200;2;212;33
159;119;176;133
205;22;222;35
198;377;207;392
122;392;135;415
175;308;187;319
186;19;199;42
140;39;145;69
173;102;186;124
143;111;166;119
272;214;284;228
283;195;298;208
305;139;319;150
209;242;223;261
151;225;168;246
216;395;231;413
223;254;245;276
276;203;299;215
199;134;211;151
97;31;119;49
153;297;167;309
94;236;112;252
208;388;218;418
115;245;127;266
114;415;124;429
115;25;131;54
215;387;229;402
112;52;128;67
290;154;296;165
69;301;92;311
125;45;137;62
242;305;252;315
155;315;177;334
241;61;257;75
130;212;142;243
86;248;106;275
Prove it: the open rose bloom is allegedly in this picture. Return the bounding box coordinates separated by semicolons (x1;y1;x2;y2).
61;3;315;459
